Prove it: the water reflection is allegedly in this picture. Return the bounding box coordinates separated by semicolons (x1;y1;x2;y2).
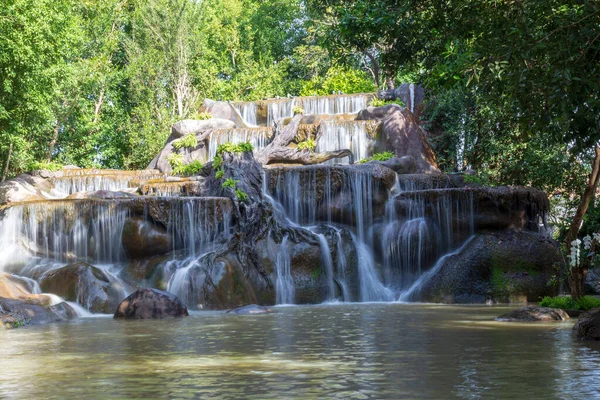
1;304;599;399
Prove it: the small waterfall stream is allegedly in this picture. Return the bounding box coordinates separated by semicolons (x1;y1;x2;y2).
315;121;372;164
275;235;294;305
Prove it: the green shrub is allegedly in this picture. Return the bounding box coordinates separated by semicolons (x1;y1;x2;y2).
235;189;248;202
297;138;316;151
215;169;224;179
539;295;600;311
28;161;64;172
293;106;305;115
360;151;395;163
173;160;203;176
370;98;405;108
167;153;184;169
196;112;212;120
213;154;223;169
216;141;254;156
222;177;239;190
172;134;198;150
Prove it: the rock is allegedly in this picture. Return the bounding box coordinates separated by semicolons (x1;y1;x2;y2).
377;83;426;118
171;118;237;138
380;109;439;173
496;306;570;322
67;190;137;200
40;263;129;313
113;288;189;319
226;304;272;315
0;173;53;206
573;308;600;340
585;268;600;294
0;297;77;329
201;100;249;128
374;156;417;175
0;273;54;306
122;218;172;259
412;230;563;303
357;104;404;121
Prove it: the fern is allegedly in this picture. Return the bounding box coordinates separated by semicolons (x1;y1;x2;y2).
172;134;198;150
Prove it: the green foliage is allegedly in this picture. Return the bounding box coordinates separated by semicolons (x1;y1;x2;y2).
293;106;305;115
212;154;223;169
216;142;254;156
173;160;203;176
167;153;184;170
215;169;224;179
221;178;239;190
297;139;316;152
360;152;395;163
491;267;509;292
539;296;600;311
300;66;376;96
196;112;212;120
172;134;198;151
27;161;64;172
235;189;248;202
370;99;405;108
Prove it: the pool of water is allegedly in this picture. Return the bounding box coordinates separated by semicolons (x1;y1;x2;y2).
1;303;599;399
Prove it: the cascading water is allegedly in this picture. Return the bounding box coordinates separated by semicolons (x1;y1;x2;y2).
207;128;273;161
275;235;295;305
234;102;258;126
315;121;372;165
315;233;336;301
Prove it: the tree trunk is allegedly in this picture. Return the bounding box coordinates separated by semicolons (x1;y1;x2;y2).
567;144;600;299
47;121;61;162
2;142;13;182
364;51;380;87
386;76;395;90
255;116;353;165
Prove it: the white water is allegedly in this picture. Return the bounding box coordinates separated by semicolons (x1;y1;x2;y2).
315;234;336;301
315;121;372;164
398;236;476;302
207;128;272;161
275;235;295;305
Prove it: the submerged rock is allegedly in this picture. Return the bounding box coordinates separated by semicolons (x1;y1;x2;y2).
572;308;600;340
226;304;272;315
0;297;77;329
114;288;189;319
495;306;570;322
40;263;128;314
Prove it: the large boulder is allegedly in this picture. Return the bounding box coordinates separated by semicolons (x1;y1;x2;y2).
0;273;56;306
201;100;249;128
357;104;403;121
496;306;570;322
40;263;129;313
122;218;172;259
573;308;600;340
0;297;77;329
0;173;53;206
171;118;237;138
410;230;563;303
379;109;439;173
377;83;426;118
113;288;189;319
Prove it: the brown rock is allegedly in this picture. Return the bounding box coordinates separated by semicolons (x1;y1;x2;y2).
573;308;600;340
113;288;188;319
496;306;570;322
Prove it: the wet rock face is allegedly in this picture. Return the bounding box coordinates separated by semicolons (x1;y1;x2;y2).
40;263;129;314
0;173;53;206
573;308;600;340
0;298;77;329
414;231;562;303
113;288;189;319
0;273;53;306
496;306;570;322
122;218;172;259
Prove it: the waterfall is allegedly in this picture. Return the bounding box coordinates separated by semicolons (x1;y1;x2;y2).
50;170;163;197
315;121;372;164
207;128;273;160
351;232;394;302
334;229;350;301
235;102;258;126
409;83;415;113
398;236;476;302
275;235;295;305
316;234;336;301
267;99;296;126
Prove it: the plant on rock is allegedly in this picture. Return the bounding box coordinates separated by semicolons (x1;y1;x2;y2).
196;112;212;120
293;106;305;115
173;160;203;176
539;295;600;311
172;134;198;150
222;178;239;190
359;151;395;163
297;139;316;152
370;98;405;108
216;141;254;156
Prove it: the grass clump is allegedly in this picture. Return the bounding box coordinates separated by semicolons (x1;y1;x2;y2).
370;98;405;108
221;177;239;190
297;138;316;152
359;151;395;163
168;153;184;170
215;169;224;179
235;189;248;201
539;295;600;311
216;141;254;156
172;134;198;150
173;160;203;176
293;106;305;115
196;112;212;120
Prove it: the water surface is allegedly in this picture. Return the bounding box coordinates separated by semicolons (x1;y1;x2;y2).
1;304;599;399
